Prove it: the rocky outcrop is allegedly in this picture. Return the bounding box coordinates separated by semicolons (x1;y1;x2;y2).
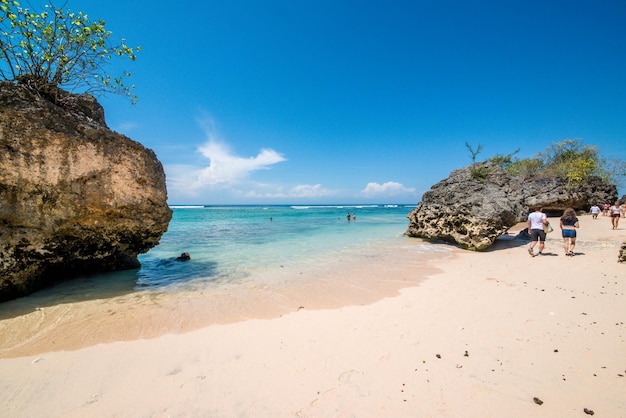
0;82;172;302
522;175;618;215
405;162;617;250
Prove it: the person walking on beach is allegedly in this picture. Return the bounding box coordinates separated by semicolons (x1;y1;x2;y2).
590;204;600;220
610;201;621;229
559;208;579;256
527;206;548;257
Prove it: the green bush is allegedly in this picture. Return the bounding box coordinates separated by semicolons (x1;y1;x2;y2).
465;142;488;181
0;0;140;104
506;158;544;180
474;139;624;187
538;139;602;185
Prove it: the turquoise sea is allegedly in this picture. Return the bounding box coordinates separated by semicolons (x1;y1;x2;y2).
136;204;447;291
1;204;457;306
0;204;454;307
0;204;457;355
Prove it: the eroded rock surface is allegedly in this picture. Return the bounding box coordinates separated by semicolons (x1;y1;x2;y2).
405;163;617;250
0;82;172;301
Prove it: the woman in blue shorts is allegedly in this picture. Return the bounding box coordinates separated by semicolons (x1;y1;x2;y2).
559;208;579;256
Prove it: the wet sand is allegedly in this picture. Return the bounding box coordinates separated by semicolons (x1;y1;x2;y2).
0;238;449;358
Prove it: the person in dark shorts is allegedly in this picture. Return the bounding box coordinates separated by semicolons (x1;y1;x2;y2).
610;202;621;229
559;208;579;256
590;204;600;220
527;207;548;257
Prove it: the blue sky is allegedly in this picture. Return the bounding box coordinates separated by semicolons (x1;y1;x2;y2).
72;1;626;203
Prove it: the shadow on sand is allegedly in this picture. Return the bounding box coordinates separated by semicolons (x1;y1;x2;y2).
0;269;139;321
0;258;219;321
484;232;529;252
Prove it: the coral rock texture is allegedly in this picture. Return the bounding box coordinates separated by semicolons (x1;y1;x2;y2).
405;163;617;250
0;82;172;301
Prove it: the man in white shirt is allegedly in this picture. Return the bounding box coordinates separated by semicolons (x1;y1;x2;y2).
590;204;600;219
527;207;548;257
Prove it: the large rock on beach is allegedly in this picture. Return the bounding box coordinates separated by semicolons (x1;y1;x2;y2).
0;82;172;302
405;162;617;250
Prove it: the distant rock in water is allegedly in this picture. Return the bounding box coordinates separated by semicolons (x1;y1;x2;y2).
0;82;172;302
176;252;191;261
405;162;617;250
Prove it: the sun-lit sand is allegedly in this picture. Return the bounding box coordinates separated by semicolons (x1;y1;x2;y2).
1;215;624;417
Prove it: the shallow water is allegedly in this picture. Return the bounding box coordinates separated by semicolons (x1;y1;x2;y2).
135;205;438;290
0;205;455;357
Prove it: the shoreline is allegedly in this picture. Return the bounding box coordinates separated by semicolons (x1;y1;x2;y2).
1;215;625;417
0;235;450;359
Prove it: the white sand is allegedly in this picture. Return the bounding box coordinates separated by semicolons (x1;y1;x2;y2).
1;215;625;417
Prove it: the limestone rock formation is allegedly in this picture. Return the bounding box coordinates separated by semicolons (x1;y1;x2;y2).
0;82;172;302
405;162;617;250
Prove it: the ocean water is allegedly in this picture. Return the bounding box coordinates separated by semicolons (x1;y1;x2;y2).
0;204;457;356
135;204;443;291
0;204;457;305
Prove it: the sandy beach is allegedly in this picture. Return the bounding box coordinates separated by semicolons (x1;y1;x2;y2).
1;215;625;417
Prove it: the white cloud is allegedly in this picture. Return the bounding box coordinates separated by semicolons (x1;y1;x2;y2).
361;181;416;197
244;184;337;199
193;116;286;186
163;117;287;202
193;140;286;187
288;184;335;198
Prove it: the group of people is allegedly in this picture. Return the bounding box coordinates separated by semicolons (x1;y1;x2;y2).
590;202;625;229
527;200;625;257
